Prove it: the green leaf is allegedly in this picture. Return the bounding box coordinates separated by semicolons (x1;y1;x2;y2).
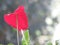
22;30;30;45
0;44;2;45
8;43;14;45
47;41;52;45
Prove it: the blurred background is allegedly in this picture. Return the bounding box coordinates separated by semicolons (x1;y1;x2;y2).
0;0;60;45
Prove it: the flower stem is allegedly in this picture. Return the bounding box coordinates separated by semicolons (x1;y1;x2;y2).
16;15;19;45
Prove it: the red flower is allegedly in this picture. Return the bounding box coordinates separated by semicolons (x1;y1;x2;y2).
4;6;28;31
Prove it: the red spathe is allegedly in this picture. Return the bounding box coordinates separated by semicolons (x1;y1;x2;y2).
4;6;28;31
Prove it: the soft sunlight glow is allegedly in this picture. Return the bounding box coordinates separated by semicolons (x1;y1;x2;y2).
51;0;60;45
45;17;53;25
51;0;60;18
52;24;60;45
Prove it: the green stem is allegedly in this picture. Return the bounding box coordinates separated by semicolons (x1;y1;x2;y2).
21;30;30;45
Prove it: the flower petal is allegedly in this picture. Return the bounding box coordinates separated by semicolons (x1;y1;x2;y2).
4;6;28;31
4;13;16;28
14;6;24;14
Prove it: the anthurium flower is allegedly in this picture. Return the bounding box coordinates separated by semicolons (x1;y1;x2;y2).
4;6;28;31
